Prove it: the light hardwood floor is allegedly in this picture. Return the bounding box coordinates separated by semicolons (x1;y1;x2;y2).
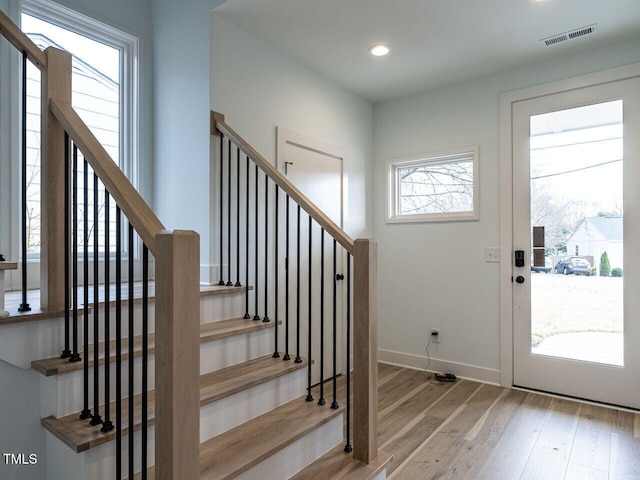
318;363;640;480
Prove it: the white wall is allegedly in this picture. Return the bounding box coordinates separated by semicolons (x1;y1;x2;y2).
0;361;45;480
211;13;373;243
373;33;640;382
152;0;226;269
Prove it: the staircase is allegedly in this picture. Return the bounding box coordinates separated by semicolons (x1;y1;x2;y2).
0;9;390;479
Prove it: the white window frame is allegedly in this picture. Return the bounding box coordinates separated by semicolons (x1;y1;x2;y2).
20;0;139;184
386;146;480;223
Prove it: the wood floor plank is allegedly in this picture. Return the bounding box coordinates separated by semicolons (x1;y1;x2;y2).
377;368;428;412
390;384;504;480
520;431;573;480
424;380;482;419
569;403;612;472
435;440;492;480
610;431;640;479
377;381;457;445
541;397;581;439
382;414;445;476
565;462;609;480
472;393;553;480
465;387;528;447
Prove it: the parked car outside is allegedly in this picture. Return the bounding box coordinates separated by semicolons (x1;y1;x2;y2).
554;256;591;275
531;257;552;273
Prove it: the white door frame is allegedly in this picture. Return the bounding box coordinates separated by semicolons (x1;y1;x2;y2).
498;62;640;388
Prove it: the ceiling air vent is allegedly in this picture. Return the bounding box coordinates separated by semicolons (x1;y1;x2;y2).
541;24;597;47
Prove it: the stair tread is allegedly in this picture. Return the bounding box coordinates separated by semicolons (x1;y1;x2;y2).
41;354;306;453
138;395;344;480
2;283;250;326
290;447;393;480
32;316;275;376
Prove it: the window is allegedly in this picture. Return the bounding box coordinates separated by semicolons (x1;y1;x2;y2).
387;147;479;223
20;0;138;255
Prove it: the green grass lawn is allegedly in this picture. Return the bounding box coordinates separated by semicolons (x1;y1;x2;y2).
530;273;623;347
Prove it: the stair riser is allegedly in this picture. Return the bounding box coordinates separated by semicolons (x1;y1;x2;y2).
199;367;307;442
49;328;276;417
200;289;247;321
47;369;313;480
44;355;155;418
228;414;343;480
0;318;66;369
45;428;155;480
201;326;274;373
3;291;245;371
47;411;344;480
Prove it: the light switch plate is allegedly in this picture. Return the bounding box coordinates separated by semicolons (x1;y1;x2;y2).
485;247;500;263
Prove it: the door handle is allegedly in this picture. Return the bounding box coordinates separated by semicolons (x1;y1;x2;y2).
284;161;293;175
515;276;525;284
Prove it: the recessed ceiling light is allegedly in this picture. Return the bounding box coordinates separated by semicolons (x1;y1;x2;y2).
369;44;390;57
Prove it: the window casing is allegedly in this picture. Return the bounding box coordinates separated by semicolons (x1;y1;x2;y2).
387;147;479;223
19;0;139;257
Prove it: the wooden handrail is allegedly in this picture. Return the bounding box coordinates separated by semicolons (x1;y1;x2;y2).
0;9;47;70
50;98;165;254
213;114;355;255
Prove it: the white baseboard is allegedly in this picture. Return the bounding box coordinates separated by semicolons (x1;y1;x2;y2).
378;348;500;385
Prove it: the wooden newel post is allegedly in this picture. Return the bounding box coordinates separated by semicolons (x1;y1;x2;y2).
155;230;201;480
40;47;71;310
353;238;378;464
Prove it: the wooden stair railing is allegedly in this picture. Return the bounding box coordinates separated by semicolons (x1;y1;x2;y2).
0;10;199;480
212;112;379;464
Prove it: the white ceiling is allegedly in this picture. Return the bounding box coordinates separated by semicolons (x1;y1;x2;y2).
215;0;640;102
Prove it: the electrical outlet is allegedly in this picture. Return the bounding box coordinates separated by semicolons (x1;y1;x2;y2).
431;328;440;343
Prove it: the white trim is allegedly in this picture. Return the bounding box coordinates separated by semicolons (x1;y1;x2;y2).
378;348;501;385
498;62;640;388
386;146;479;224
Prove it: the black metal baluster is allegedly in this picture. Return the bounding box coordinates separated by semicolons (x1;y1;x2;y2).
90;173;102;426
283;195;291;361
263;173;270;322
69;146;80;363
253;164;260;321
218;135;225;286
273;186;280;358
141;245;149;478
295;205;302;364
226;140;233;287
128;223;134;479
244;154;250;319
344;254;352;453
306;216;313;402
115;207;122;477
318;229;325;406
61;133;70;358
102;192;114;432
235;147;241;287
18;51;30;313
80;157;91;420
331;239;339;410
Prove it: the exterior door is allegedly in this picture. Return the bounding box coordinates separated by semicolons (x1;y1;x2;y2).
512;76;640;408
276;127;344;386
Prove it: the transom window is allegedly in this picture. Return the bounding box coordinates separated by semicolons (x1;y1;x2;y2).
387;147;479;223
